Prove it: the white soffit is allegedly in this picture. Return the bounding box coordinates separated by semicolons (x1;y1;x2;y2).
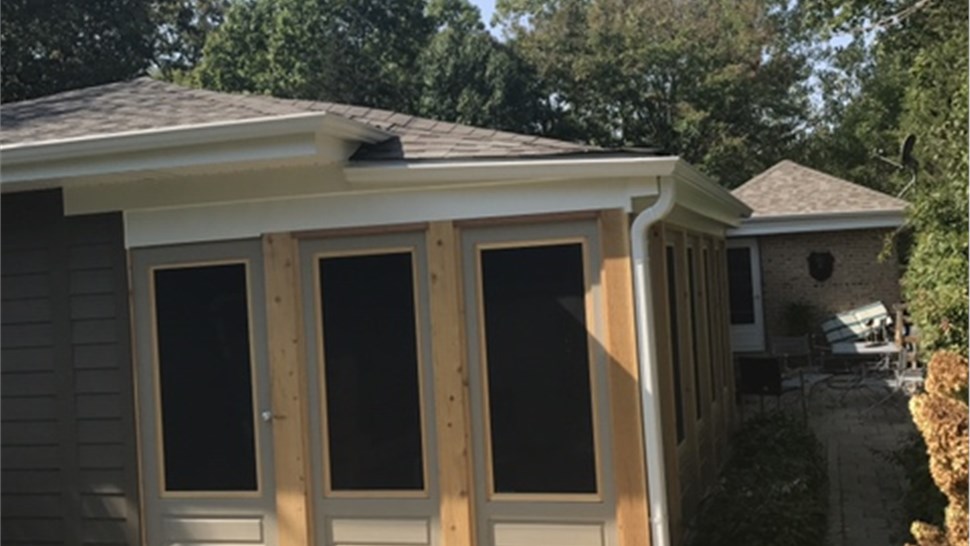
0;112;390;188
727;209;906;237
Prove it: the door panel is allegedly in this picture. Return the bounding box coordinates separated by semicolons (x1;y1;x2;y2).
460;221;616;546
132;240;277;546
726;238;765;352
300;233;440;546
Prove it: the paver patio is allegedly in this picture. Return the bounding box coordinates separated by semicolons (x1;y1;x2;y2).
742;373;919;546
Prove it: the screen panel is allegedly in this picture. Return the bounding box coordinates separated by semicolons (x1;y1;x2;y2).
688;248;701;420
727;248;755;325
154;263;258;492
666;246;685;444
318;252;425;492
480;243;597;495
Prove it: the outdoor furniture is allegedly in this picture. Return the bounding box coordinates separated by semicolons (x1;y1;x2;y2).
769;335;831;417
736;355;785;413
821;301;893;347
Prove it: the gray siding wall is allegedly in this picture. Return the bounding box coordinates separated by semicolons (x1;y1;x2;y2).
2;190;140;545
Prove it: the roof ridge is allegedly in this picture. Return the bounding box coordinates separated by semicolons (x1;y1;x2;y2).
732;159;908;217
1;77;596;160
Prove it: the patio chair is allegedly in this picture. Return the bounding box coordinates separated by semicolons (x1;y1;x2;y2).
736;355;784;414
769;335;827;418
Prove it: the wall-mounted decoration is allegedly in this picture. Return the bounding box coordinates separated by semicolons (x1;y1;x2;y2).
808;251;835;281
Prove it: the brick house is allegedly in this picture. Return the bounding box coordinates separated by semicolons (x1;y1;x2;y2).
725;160;908;352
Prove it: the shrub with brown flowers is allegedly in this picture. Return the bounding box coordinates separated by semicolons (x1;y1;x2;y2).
907;351;969;546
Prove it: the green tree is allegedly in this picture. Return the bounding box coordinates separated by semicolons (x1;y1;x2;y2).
803;0;968;353
1;0;155;102
494;0;814;187
152;0;230;80
416;0;552;134
193;0;435;113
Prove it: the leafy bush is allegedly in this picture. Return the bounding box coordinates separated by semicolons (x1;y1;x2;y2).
889;432;947;531
687;412;827;546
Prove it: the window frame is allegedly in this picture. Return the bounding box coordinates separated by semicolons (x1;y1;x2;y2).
474;237;604;503
149;258;263;499
311;246;431;499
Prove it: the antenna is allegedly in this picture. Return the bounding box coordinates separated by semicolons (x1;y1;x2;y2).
872;134;918;198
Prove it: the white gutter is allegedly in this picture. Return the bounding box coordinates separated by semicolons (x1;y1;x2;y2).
727;208;906;237
630;176;677;546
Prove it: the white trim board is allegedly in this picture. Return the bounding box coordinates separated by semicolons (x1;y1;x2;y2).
124;177;658;248
0;113;388;188
727;210;905;237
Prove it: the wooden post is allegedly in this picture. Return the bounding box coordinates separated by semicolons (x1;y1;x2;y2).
262;233;311;546
649;223;683;544
599;210;651;546
426;221;476;546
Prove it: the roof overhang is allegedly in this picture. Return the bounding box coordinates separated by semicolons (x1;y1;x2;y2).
0;114;750;247
0;113;391;191
346;155;751;224
727;208;906;237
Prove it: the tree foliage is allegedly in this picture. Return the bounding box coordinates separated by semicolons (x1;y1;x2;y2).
798;0;968;354
492;0;814;186
416;0;552;134
152;0;231;79
0;0;155;102
193;0;434;112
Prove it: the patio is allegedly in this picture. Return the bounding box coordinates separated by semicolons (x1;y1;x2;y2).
742;373;920;546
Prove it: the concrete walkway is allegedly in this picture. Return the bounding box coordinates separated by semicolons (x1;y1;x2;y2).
744;374;918;545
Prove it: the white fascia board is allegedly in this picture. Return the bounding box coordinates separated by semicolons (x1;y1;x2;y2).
0;112;390;186
727;209;906;237
345;156;683;186
124;177;658;248
670;161;752;225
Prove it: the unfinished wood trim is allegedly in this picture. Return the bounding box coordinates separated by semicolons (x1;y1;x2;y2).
474;236;604;502
292;222;428;240
598;209;650;546
262;233;312;546
689;236;715;492
648;223;682;544
310;246;430;498
671;231;700;515
700;238;724;467
716;241;737;429
148;259;264;499
426;221;476;546
454;210;598;229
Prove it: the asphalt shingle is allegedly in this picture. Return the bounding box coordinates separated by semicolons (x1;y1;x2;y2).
0;78;593;161
732;160;908;217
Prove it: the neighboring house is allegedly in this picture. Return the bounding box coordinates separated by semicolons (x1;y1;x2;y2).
0;79;750;546
726;160;908;352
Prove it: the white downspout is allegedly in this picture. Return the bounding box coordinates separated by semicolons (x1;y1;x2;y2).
631;176;677;546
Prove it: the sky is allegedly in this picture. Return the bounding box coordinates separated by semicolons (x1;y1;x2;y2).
471;0;500;35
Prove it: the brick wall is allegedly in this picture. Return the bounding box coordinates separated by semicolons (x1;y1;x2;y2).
758;228;902;338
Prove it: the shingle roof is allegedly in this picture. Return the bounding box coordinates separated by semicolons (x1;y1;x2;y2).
732;160;908;217
0;78;593;161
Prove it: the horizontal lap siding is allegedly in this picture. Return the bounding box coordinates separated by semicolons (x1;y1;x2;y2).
1;190;139;546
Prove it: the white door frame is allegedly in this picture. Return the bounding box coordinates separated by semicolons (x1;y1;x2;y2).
726;238;765;353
